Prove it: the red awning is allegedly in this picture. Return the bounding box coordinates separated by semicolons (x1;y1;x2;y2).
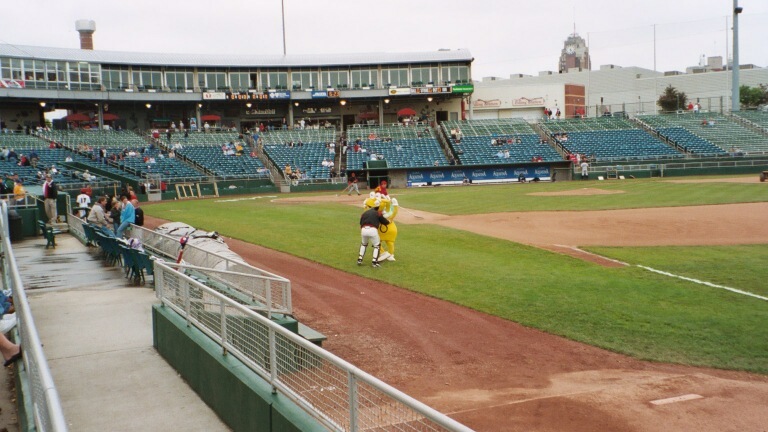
65;113;90;122
200;114;221;122
397;108;416;117
101;113;119;121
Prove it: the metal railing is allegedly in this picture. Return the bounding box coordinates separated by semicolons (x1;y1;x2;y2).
0;201;68;432
154;260;473;432
581;158;768;177
130;224;292;316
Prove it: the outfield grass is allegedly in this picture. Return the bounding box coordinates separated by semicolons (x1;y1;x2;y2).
586;245;768;298
395;177;768;214
144;179;768;374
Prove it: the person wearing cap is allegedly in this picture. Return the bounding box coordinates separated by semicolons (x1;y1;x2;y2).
357;199;390;268
76;188;91;218
43;174;58;224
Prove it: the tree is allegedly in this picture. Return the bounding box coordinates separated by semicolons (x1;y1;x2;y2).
739;84;768;108
657;85;688;113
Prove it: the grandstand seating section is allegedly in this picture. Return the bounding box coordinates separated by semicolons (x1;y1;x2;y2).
177;146;268;179
45;129;147;149
0;133;101;186
539;117;682;161
345;125;448;170
262;129;338;179
118;149;205;181
441;119;561;165
638;113;768;153
731;111;768;133
654;127;726;155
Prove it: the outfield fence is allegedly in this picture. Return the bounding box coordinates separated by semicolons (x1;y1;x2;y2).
155;259;473;432
1;201;68;432
581;158;768;177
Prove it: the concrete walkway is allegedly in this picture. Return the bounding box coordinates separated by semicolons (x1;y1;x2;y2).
14;234;230;431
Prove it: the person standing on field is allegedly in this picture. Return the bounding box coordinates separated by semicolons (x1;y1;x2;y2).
357;200;389;268
345;172;360;196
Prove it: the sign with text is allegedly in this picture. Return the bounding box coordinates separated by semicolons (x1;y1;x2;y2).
473;99;501;108
227;92;269;101
511;97;545;106
451;84;474;93
203;92;226;100
268;90;291;100
0;79;25;88
310;90;340;99
412;86;452;95
301;107;333;114
406;165;550;185
387;88;411;96
246;108;277;115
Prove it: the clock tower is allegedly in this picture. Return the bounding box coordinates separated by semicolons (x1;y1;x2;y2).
558;33;591;73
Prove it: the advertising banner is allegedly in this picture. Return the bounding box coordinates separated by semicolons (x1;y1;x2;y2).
203;92;226;100
387;88;411;96
268;90;291;100
451;84;474;93
406;165;550;186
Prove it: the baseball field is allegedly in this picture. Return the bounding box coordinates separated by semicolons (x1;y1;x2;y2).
143;175;768;431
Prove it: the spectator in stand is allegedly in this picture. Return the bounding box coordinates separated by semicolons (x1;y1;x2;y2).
131;199;144;227
87;196;112;234
116;195;135;238
13;179;25;207
109;197;121;235
1;333;22;368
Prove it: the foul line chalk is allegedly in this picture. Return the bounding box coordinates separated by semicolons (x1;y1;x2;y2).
650;394;703;405
638;265;768;302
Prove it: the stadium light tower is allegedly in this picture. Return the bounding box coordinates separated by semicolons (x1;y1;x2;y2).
732;0;742;112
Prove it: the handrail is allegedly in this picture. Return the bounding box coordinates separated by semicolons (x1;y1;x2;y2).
0;201;68;432
155;260;473;432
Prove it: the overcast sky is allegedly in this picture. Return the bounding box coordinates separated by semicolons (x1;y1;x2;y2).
1;0;766;79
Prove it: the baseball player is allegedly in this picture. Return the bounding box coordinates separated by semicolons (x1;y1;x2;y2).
344;172;360;196
358;199;390;268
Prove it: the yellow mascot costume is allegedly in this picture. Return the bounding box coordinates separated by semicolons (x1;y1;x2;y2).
363;193;398;262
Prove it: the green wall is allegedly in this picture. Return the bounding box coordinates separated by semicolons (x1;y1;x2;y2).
152;305;327;432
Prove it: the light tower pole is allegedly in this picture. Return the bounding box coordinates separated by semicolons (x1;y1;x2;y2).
731;0;742;112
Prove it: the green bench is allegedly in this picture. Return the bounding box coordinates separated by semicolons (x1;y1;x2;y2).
38;220;63;249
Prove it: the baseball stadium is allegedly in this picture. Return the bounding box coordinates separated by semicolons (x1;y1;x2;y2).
1;5;768;432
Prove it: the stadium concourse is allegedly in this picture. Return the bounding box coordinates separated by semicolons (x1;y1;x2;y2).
137;193;768;432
